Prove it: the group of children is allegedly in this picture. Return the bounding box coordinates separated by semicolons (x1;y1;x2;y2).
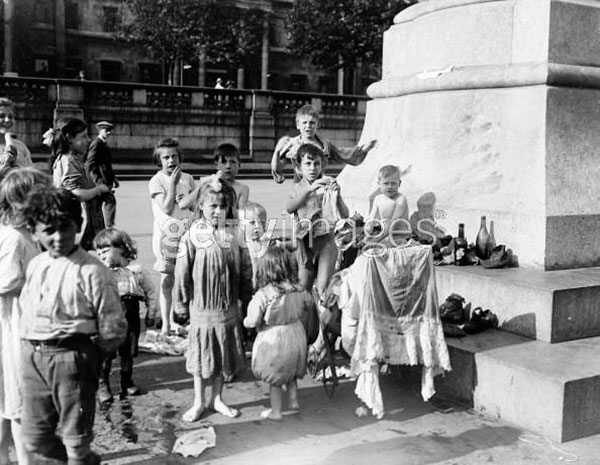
0;101;444;464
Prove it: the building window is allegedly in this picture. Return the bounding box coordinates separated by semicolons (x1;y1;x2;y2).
290;74;308;92
65;58;82;79
138;63;162;84
65;1;79;29
100;60;122;82
35;0;53;23
103;7;118;33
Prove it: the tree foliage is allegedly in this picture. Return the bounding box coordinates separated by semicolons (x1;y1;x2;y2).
118;0;267;83
286;0;415;72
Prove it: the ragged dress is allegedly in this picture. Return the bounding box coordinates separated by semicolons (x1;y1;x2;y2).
0;225;40;419
174;224;248;379
244;282;312;386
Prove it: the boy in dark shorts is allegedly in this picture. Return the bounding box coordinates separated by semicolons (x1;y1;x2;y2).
19;187;127;465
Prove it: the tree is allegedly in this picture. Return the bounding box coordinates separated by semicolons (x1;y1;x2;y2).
118;0;267;85
286;0;415;90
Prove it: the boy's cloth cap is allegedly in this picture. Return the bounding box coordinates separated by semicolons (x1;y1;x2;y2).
96;121;114;130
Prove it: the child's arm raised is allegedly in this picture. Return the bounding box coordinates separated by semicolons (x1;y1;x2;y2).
286;178;328;214
332;182;349;218
327;139;377;167
271;135;292;183
155;166;182;216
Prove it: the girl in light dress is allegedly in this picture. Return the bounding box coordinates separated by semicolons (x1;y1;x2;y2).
0;167;52;465
244;246;316;421
174;176;249;422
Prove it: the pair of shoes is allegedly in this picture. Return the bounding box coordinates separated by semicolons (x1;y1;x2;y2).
480;245;510;269
97;381;113;404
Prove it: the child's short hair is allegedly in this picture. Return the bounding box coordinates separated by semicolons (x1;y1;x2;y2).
213;143;241;164
194;177;237;220
294;143;324;166
153;137;183;166
24;186;83;230
378;165;401;180
93;228;138;261
0;97;15;110
255;245;298;289
0;167;52;227
296;104;320;121
241;201;267;228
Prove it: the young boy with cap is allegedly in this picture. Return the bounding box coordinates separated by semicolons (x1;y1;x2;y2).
86;121;118;228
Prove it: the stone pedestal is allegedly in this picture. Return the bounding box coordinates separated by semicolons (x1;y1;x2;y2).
338;0;600;441
338;0;600;271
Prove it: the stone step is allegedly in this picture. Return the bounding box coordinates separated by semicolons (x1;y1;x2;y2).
435;265;600;343
437;330;600;442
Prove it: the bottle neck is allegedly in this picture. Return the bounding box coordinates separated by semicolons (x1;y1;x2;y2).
458;225;464;239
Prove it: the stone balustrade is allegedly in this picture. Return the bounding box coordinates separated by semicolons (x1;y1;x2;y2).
0;76;368;164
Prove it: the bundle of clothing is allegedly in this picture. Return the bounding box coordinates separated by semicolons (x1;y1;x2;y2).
439;293;499;337
326;243;451;418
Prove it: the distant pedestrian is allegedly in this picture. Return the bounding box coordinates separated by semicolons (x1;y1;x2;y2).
19;186;127;465
214;78;224;89
243;246;316;421
86;121;118;228
226;80;234;89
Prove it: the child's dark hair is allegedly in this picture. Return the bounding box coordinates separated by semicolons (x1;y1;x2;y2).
378;165;401;180
0;167;52;227
48;117;88;170
296;104;320;121
193;176;237;220
153;137;183;166
0;97;15;110
93;228;138;261
294;143;324;167
255;245;298;289
24;186;83;230
213;143;240;164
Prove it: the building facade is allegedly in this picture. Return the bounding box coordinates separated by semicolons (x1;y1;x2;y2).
4;0;345;93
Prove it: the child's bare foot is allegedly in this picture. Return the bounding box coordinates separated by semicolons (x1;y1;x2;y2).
260;408;282;421
212;398;240;418
182;404;205;422
288;399;300;411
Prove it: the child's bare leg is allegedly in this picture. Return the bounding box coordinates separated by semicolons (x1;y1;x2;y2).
159;272;174;334
298;266;316;293
0;419;9;465
261;385;283;420
11;420;31;465
211;376;240;418
287;379;299;411
315;241;338;299
183;375;206;422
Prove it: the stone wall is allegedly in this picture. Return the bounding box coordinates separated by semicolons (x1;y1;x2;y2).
2;77;367;164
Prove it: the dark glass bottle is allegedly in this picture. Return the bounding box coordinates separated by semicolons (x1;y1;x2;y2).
454;223;468;266
475;216;490;260
487;220;497;257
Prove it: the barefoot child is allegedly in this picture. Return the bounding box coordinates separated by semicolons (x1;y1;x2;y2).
271;104;377;183
286;144;349;300
149;138;196;335
0;167;52;465
174;176;249;421
94;228;159;403
243;246;315;420
19;187;126;465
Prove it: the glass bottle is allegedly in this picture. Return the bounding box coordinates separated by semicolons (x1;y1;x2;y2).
454;223;468;266
475;216;490;260
487;220;497;257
